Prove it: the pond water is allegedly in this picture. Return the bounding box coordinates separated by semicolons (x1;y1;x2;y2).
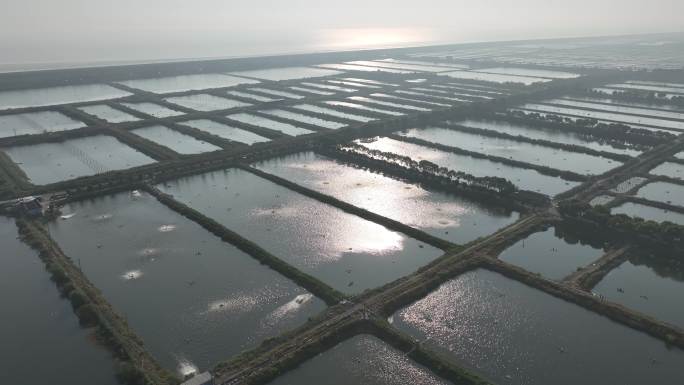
226;113;314;136
317;63;413;74
594;254;684;328
118;74;259;94
267;334;451;385
261;110;346;130
121;102;185;118
636;182;684;207
606;83;684;95
378;58;469;70
612;202;684;225
649;161;683;179
473;67;580;79
546;99;684;121
325;101;405;116
676;152;684;160
165;94;251;112
300;82;357;93
497;227;605;280
0;84;132;110
441;70;551;85
372;93;451;108
348;96;432;112
48;192;325;373
454;119;641;157
289;86;335;96
157;168;443;294
328;80;381;89
393;269;684;385
78;104;140;123
396;90;470;103
0;111;85;138
131;125;221;154
522;103;684;131
0;217;119;385
226;90;279;103
2;135;155;185
230;67;342;81
357;137;579;196
293;104;376;122
347;60;452;73
249;88;305;99
254;152;520;245
399;127;619;175
179;119;271;145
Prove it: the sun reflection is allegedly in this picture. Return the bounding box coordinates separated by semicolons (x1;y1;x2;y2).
318;28;435;50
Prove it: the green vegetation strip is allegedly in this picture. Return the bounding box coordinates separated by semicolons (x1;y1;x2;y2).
144;185;345;305
16;219;178;385
239;165;457;251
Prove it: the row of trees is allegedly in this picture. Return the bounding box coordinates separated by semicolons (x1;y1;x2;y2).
589;89;684;108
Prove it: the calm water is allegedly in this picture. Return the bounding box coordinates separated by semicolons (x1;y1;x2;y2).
497;227;604;280
0;111;85;138
229;67;342;81
0;217;118;385
227;113;314;136
267;334;451;385
393;269;684;385
254;152;520;245
611;202;684;225
78;104;140;123
522;103;684;131
131;125;221;155
473;67;580;79
455;119;641;157
650;161;683;180
325;101;405;116
594;254;684;328
636;182;684;207
399;127;620;175
289;86;336;96
318;63;412;74
441;70;551;85
165;94;251;112
179;119;271;145
301;82;357;93
373;93;451;107
118;74;259;94
357;137;579;196
226;90;279;103
293;104;376;122
675;152;684;160
349;96;432;112
547;99;684;121
157;168;443;294
0;84;131;110
348;60;452;73
249;88;305;100
2;135;155;185
121;102;185;118
262;110;347;130
48;192;325;374
606;83;684;95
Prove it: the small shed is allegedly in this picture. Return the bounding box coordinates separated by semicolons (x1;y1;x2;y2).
181;372;213;385
16;196;43;217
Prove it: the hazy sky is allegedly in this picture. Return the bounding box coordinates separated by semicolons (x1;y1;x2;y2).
1;0;683;66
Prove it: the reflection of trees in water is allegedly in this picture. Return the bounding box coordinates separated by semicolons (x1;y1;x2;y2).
554;222;607;250
628;248;684;282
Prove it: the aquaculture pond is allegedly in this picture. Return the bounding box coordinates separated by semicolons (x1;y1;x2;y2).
157;168;443;294
78;104;140;123
121;102;185;118
261;110;346;130
636;182;684;207
293;104;376;122
226;113;314;136
301;82;357;93
254;152;520;245
357;137;579;196
497;227;605;280
441;70;551;85
0;83;131;110
131;125;221;154
455;119;642;157
318;63;413;74
165;94;250;112
118;74;259;94
325;101;404;116
399;127;620;175
348;60;452;73
348;96;432;112
392;269;684;385
226;90;279;103
230;67;342;81
649;161;683;179
547;98;684;121
593;253;684;328
289;86;335;96
0;111;85;138
47;192;325;374
521;103;684;131
249;88;305;99
267;335;451;385
472;67;580;79
179;119;271;145
2;135;155;185
0;217;118;385
611;202;684;225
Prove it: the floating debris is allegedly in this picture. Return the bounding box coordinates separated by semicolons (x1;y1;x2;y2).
158;224;177;233
121;270;143;281
60;213;76;220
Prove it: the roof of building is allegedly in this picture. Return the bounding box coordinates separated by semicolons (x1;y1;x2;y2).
181;372;213;385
